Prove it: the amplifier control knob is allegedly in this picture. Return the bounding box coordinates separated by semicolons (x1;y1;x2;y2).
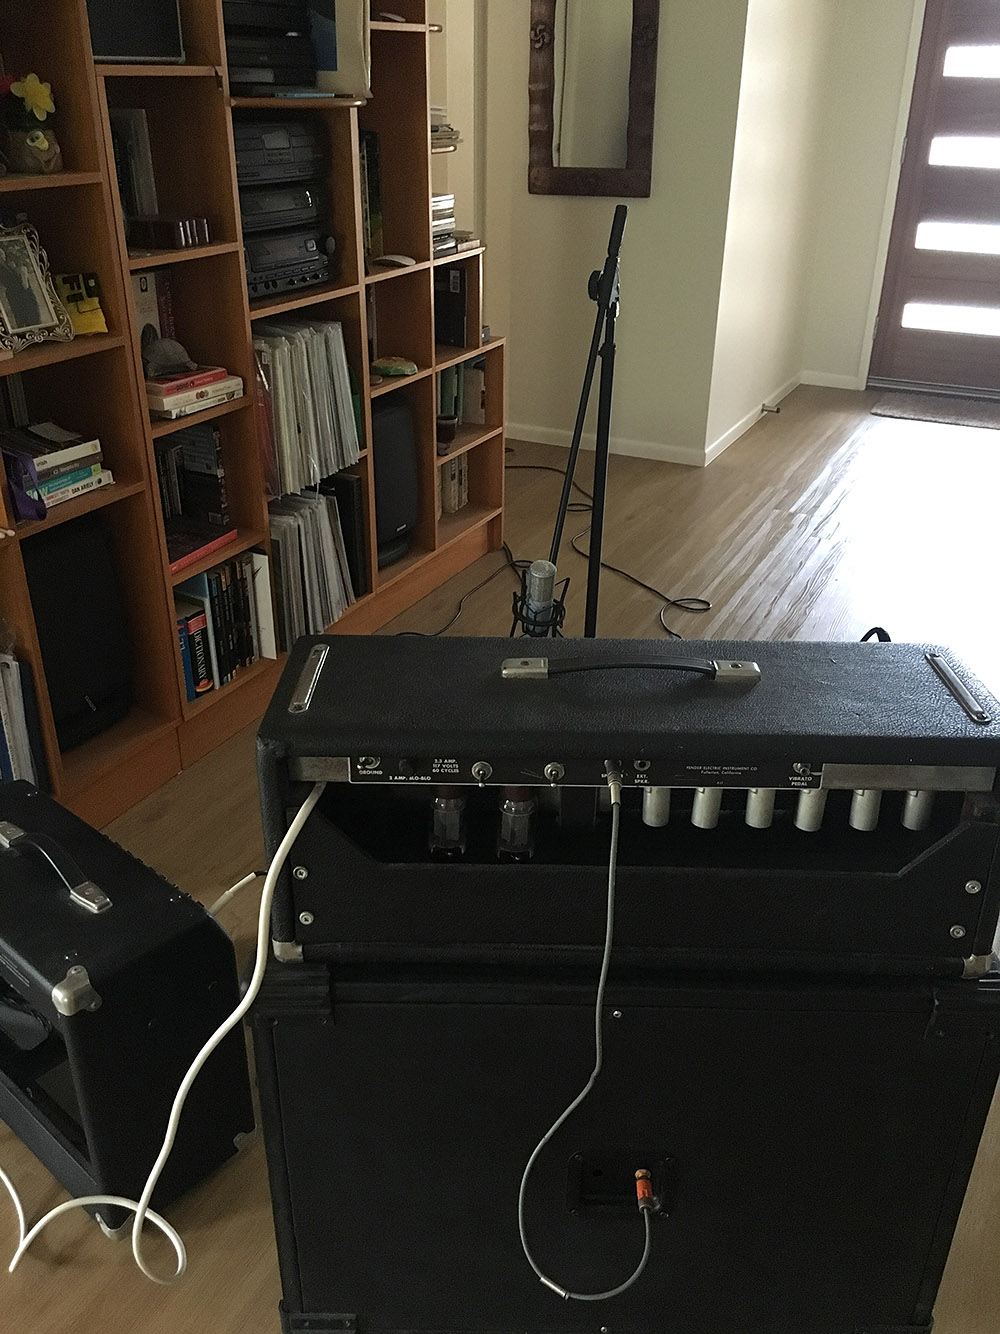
471;761;493;784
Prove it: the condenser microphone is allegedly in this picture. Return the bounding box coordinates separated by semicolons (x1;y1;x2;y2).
524;559;557;636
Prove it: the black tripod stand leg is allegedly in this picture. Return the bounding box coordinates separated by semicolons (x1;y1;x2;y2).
583;306;617;638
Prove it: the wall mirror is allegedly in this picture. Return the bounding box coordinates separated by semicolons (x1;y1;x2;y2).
528;0;659;197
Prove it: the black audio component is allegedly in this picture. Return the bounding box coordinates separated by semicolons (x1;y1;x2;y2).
234;120;325;185
240;184;320;233
370;400;418;568
244;227;330;298
0;783;254;1232
251;962;1000;1334
223;0;309;28
257;635;1000;975
22;514;132;751
225;32;315;90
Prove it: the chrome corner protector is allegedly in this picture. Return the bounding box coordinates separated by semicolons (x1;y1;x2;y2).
51;965;102;1017
272;939;304;963
962;953;996;980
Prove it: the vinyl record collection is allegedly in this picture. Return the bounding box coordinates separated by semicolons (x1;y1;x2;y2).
253;315;362;642
268;490;355;648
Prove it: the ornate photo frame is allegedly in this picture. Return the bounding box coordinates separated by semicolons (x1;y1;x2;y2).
0;222;74;353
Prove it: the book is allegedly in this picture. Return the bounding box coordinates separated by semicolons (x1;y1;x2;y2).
146;366;229;395
174;595;213;697
0;421;103;476
0;654;39;784
148;386;243;420
174;573;222;690
250;551;277;659
43;469;114;508
33;461;103;498
146;375;244;413
176;609;196;702
109;108;159;221
165;518;239;574
359;129;384;261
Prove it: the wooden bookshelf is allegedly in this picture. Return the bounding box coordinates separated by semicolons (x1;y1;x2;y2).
0;0;504;825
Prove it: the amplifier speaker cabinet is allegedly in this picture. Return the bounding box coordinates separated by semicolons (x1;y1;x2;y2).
251;961;1000;1334
0;783;255;1231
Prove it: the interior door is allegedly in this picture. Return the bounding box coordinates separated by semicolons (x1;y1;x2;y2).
869;0;1000;395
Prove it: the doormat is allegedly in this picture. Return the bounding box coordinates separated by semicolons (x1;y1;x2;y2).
871;393;1000;429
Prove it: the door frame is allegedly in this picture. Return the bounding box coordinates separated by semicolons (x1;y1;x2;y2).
859;0;928;389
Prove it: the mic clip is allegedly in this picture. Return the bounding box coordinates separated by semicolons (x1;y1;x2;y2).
509;568;569;638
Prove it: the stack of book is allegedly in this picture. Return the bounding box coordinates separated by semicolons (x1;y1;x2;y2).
430;105;461;151
0;652;47;787
253;318;361;495
269;488;356;649
432;193;457;258
146;365;244;421
0;421;112;510
156;422;239;573
174;551;275;702
437;455;469;517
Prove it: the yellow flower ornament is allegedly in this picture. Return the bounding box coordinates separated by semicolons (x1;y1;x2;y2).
11;74;55;122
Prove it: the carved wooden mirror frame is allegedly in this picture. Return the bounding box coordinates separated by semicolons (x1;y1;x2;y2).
528;0;660;197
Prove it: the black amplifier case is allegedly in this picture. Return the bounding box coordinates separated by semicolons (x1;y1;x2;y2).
252;636;1000;1334
0;782;255;1230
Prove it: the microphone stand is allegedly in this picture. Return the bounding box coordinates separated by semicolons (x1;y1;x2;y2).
548;204;627;638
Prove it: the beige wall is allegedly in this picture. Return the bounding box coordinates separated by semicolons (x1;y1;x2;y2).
800;0;925;388
706;0;832;461
484;0;750;465
477;0;923;466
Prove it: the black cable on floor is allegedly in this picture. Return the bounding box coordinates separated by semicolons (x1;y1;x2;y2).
506;460;712;639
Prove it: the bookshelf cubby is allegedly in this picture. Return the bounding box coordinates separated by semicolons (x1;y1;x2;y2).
0;0;504;825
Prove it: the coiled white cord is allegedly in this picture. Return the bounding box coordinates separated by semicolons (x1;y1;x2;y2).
2;780;325;1282
517;765;654;1301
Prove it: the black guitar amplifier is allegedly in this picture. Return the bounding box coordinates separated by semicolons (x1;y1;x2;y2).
257;635;1000;977
0;782;255;1230
251;637;1000;1334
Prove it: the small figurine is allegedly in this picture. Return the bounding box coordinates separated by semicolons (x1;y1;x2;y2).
0;73;63;175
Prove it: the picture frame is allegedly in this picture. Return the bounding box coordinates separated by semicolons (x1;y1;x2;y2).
0;222;74;354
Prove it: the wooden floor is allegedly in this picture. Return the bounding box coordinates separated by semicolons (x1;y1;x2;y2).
3;384;1000;1331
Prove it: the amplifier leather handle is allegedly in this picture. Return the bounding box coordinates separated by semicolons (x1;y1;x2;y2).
0;822;111;913
501;656;760;684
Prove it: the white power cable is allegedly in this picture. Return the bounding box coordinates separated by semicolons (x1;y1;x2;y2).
517;764;654;1301
3;780;326;1282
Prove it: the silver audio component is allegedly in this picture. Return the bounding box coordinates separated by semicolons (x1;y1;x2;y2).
642;787;671;827
745;788;776;829
850;789;882;832
902;790;934;831
691;787;723;829
795;788;828;832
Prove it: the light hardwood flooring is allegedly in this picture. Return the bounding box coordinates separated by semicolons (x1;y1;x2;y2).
3;384;999;1331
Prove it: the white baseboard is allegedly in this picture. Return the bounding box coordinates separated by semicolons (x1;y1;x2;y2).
505;421;706;467
800;370;866;390
704;374;801;465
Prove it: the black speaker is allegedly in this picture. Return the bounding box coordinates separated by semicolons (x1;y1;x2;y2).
371;399;418;568
252;964;1000;1334
85;0;185;63
21;515;133;752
